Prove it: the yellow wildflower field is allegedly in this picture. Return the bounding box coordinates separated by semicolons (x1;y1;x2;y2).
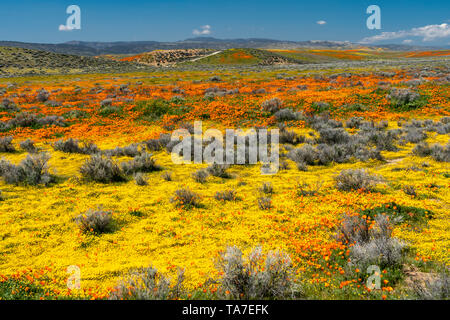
0;67;449;300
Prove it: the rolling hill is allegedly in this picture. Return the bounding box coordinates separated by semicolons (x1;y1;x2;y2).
0;46;147;76
180;48;303;66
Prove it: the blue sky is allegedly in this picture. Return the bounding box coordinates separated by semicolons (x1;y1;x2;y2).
0;0;449;45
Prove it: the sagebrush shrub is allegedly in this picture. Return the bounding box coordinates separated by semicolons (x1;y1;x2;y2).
36;88;50;102
79;155;126;183
209;76;222;82
53;138;99;155
274;108;300;121
0;152;53;185
144;134;171;152
279;160;290;170
110;267;185;300
279;129;304;145
259;182;274;194
318;128;351;145
0;136;15;152
261;98;282;114
413;142;449;162
403;185;417;197
0;98;19;112
403;128;426;143
287;144;317;166
338;213;406;271
411;270;449;300
103;143;141;157
296;182;321;197
4;112;36;128
5;112;66;129
258;197;272;210
346;116;364;129
171;188;201;209
53;138;80;153
217;246;299;299
207;163;231;178
215;189;238;201
134;172;148;186
100;98;112;107
19;139;37;153
75;207;113;234
336;214;371;245
430;144;450;162
192;169;209;183
335;169;380;192
387;88;420;105
121;152;161;175
37;115;66;127
161;171;173;181
349;237;404;271
296;161;308;171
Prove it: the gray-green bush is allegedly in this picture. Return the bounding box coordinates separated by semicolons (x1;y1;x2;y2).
79;155;126;183
0;152;53;185
216;246;300;299
335;169;380;192
75;207;113;234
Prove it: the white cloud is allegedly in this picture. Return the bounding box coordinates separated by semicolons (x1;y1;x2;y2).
316;20;327;25
361;23;450;43
193;25;211;35
402;39;413;44
58;24;74;31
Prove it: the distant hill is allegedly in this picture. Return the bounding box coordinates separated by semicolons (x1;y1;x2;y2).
0;46;147;76
1;44;448;76
0;37;446;57
181;48;304;66
118;49;214;66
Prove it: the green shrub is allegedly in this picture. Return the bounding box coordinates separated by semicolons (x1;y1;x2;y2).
358;202;433;225
99;105;123;117
0;278;54;300
133;98;190;120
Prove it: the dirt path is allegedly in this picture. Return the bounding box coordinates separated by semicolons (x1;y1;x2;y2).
189;50;222;62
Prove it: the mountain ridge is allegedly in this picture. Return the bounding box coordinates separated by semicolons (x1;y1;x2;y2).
0;37;447;56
